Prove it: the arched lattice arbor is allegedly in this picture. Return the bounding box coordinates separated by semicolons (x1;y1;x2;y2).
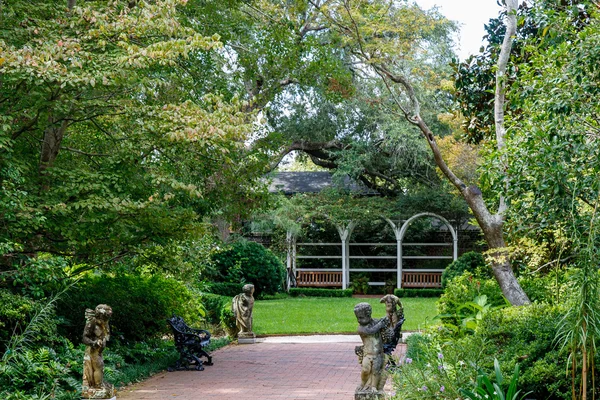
289;212;458;290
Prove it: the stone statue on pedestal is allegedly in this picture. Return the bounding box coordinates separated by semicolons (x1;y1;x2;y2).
82;304;116;399
232;284;255;343
354;302;388;400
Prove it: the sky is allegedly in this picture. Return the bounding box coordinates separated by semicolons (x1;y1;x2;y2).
414;0;504;60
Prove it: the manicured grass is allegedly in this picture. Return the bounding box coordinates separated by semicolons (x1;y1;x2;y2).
253;297;438;335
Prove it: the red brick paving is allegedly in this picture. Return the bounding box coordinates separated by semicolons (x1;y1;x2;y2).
117;341;405;400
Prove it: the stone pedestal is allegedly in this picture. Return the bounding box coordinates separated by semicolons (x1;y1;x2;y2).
237;332;256;344
82;398;116;400
82;384;116;399
355;389;385;400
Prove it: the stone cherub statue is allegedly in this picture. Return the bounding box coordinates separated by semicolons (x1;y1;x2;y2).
354;302;388;399
232;284;255;341
82;304;116;399
379;294;405;359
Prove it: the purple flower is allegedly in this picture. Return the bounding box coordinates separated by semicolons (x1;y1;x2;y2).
440;386;445;392
405;357;413;364
438;365;444;370
438;353;443;359
421;385;428;391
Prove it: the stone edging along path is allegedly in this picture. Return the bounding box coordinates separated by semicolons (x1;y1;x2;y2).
117;335;406;400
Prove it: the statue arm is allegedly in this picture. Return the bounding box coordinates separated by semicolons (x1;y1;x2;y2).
82;323;97;346
362;317;389;335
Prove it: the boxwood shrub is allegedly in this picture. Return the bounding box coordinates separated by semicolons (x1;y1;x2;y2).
289;288;353;297
441;251;490;288
211;240;285;297
199;293;237;337
56;274;204;343
204;282;244;297
394;288;443;298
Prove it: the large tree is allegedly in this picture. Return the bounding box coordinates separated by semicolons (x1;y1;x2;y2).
294;0;531;304
0;0;266;277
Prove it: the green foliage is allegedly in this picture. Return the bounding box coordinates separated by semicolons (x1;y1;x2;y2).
0;0;267;284
437;273;505;326
211;240;285;297
200;293;232;325
219;303;238;338
0;290;40;349
394;288;443;298
0;345;80;400
349;274;370;295
460;359;529;400
392;332;487;399
476;304;572;399
56;275;204;342
289;288;353;298
441;251;489;288
437;294;507;336
204;282;245;297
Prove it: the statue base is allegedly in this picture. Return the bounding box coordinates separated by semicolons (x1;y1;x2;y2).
82;383;116;399
355;389;385;400
82;398;116;400
237;332;256;344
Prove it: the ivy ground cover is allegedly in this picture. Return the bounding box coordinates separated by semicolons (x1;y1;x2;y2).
253;297;438;335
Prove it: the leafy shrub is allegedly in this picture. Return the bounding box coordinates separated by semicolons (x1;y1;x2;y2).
56;275;204;342
200;293;232;325
437;272;505;325
393;332;486;399
219;304;238;338
289;288;353;297
0;290;61;353
475;304;574;399
349;274;370;294
441;251;489;288
0;290;37;348
518;271;571;304
394;288;443;298
0;345;80;400
211;240;285;297
204;282;244;297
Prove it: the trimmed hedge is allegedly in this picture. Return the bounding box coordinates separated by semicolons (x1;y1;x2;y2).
289;288;353;297
204;282;244;297
394;288;443;298
199;293;237;337
56;274;204;343
211;241;285;297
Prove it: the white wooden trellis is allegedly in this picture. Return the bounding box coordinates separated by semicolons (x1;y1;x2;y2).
290;212;458;289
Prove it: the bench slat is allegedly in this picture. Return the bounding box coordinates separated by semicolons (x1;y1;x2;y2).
296;271;343;287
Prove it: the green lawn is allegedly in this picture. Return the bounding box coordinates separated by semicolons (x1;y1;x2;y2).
252;297;439;335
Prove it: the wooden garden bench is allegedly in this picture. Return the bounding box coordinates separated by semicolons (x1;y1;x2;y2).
402;271;442;288
296;271;343;287
167;315;213;371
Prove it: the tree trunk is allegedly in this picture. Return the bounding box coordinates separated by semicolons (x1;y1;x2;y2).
415;117;531;306
465;187;531;306
39;116;67;174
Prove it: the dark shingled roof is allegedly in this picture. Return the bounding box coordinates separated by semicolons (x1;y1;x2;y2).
267;171;379;195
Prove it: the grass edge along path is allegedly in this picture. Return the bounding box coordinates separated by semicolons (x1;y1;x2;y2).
252;296;438;335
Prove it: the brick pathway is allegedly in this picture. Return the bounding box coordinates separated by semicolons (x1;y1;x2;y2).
117;340;405;400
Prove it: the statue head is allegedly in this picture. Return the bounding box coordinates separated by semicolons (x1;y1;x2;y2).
242;284;255;296
380;294;401;313
94;304;112;320
354;302;372;326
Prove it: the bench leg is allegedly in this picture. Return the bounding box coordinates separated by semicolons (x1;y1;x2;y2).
199;349;213;366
